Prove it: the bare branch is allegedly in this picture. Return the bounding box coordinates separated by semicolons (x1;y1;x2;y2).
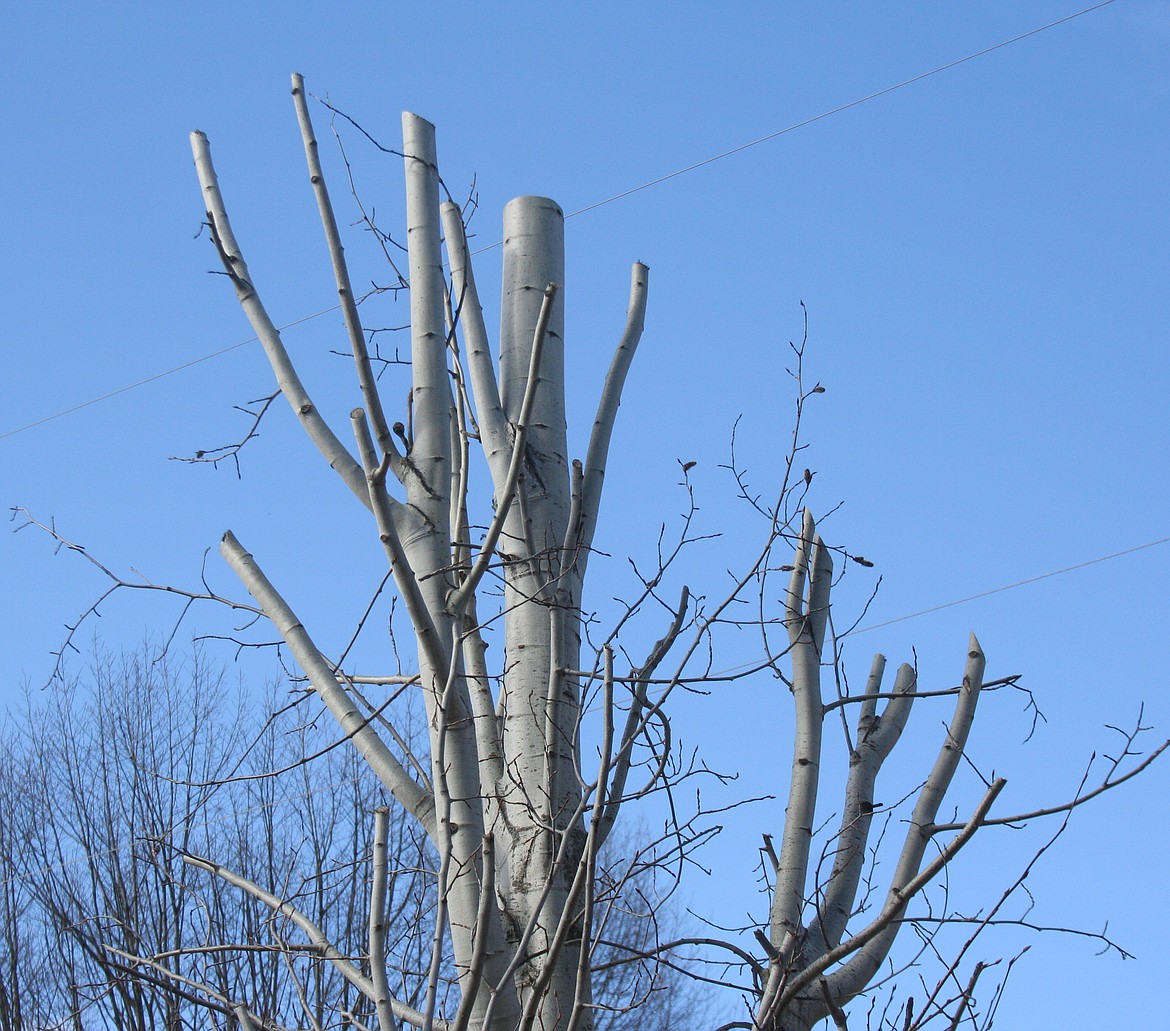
449;282;559;612
777;777;1007;1015
576;262;650;579
169;390;281;477
220;530;436;833
933;734;1170;832
190;130;369;504
291;73;402;475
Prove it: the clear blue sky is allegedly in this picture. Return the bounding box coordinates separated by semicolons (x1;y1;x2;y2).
3;2;1167;1026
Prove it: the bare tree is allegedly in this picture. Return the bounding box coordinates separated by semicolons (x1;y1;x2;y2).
1;647;702;1030
12;76;1165;1031
0;648;440;1030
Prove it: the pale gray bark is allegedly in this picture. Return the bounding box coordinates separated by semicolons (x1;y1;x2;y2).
399;113;518;1031
753;512;1001;1031
190;129;370;505
193;104;996;1030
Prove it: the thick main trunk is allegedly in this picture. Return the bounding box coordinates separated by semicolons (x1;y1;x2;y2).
495;197;589;1029
401;113;518;1031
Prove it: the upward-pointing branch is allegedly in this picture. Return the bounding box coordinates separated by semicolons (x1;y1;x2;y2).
441;201;512;492
810;657;916;956
824;633;988;1004
771;510;833;952
190;130;369;506
449;283;558;613
291;73;403;478
576;262;649;579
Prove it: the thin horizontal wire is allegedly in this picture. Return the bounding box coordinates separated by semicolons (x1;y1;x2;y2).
0;0;1118;441
852;534;1170;635
694;533;1169;681
560;0;1119;222
0;306;340;441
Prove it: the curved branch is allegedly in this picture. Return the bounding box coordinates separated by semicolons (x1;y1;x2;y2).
190;130;368;504
576;262;649;578
184;851;444;1029
810;658;917;956
448;282;558;612
440;201;511;488
771;510;834;951
823;634;987;1005
596;585;690;847
351;408;449;678
775;777;1006;1015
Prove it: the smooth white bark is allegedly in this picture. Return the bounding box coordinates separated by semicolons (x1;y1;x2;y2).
576;262;649;580
400;113;518;1031
771;510;833;951
292;74;400;471
219;531;435;833
191;91;1027;1031
190;131;370;505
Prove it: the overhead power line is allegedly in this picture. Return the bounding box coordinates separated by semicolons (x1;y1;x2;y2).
0;0;1119;442
853;535;1170;635
562;0;1121;221
0;306;339;441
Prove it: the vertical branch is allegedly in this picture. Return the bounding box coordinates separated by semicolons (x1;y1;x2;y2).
496;196;585;1028
441;201;512;491
449;386;468;568
449;284;558;613
594;585;690;848
400;114;518;1031
499;197;566;458
811;658;916;955
369;807;395;1031
422;734;454;1031
460;605;504;791
402;113;454;533
291;74;399;465
776;776;1006;1016
771;509;834;952
824;635;988;1005
350;410;448;678
575;262;650;578
451;832;498;1031
566;647;617;1031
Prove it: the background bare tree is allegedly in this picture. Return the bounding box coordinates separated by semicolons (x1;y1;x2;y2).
9;75;1165;1031
0;647;705;1030
1;648;435;1029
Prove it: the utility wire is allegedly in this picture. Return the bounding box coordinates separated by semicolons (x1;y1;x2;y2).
0;0;1119;442
853;534;1170;635
563;0;1120;221
0;306;338;441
